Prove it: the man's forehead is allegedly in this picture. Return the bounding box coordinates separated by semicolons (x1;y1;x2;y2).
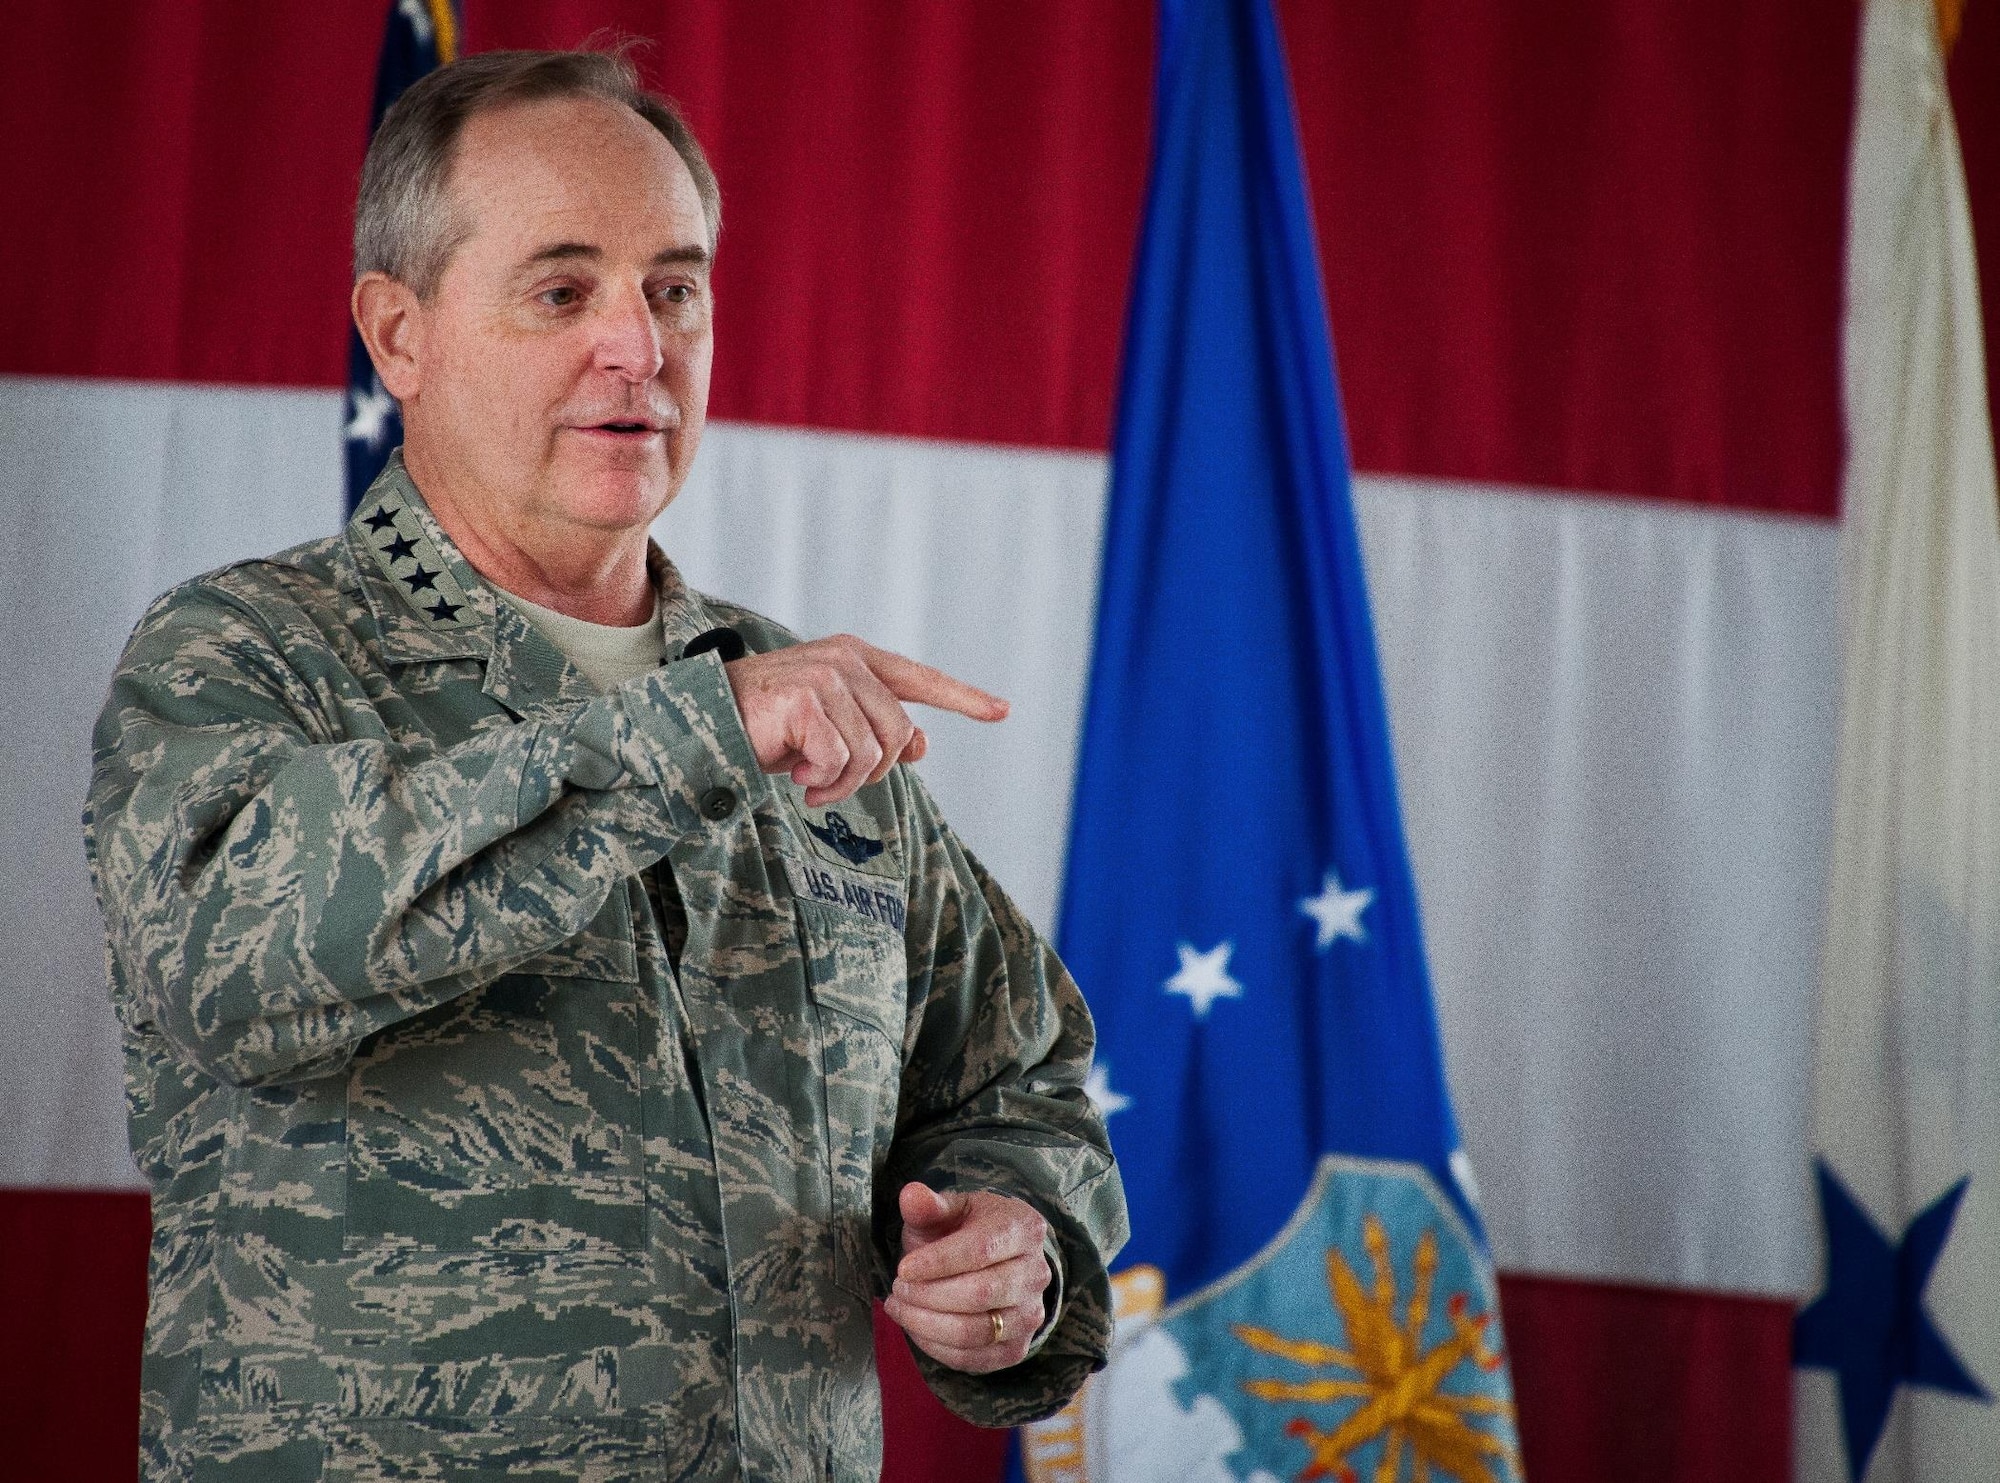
448;95;705;250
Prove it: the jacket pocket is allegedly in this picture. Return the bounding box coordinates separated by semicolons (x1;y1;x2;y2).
344;891;649;1254
795;896;907;1299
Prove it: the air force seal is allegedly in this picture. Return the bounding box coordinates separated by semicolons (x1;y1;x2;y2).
1023;1156;1520;1483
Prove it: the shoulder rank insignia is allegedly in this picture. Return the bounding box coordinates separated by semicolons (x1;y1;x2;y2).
809;811;885;865
355;497;474;628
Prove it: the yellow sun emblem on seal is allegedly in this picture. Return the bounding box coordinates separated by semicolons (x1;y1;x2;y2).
1232;1214;1520;1483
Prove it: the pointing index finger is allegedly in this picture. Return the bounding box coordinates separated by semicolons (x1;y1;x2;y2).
865;647;1010;722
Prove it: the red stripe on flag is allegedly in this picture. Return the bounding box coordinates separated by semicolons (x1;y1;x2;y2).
1503;1271;1795;1483
2;1;1893;514
4;1188;1793;1481
0;1187;148;1483
1950;0;2000;451
1283;0;1854;517
0;4;379;392
874;1305;1011;1483
473;0;1155;461
870;1266;1799;1483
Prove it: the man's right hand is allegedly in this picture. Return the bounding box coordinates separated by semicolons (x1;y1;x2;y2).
722;635;1008;807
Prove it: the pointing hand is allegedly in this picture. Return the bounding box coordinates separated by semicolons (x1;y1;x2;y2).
723;635;1008;807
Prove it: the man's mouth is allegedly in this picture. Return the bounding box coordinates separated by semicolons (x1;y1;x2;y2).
585;420;665;436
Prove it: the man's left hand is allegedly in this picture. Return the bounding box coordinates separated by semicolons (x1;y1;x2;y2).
884;1183;1052;1374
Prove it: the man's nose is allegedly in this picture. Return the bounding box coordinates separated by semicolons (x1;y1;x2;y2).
593;283;665;383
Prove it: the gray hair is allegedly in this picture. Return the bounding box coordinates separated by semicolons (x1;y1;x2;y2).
353;47;721;298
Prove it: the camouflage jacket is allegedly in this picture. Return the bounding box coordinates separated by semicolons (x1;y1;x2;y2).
83;455;1127;1482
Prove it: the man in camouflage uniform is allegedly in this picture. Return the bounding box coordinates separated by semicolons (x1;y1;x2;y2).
84;49;1126;1482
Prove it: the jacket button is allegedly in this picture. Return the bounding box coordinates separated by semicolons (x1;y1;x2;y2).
699;786;738;821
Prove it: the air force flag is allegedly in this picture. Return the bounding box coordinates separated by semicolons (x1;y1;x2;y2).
1024;1;1520;1479
345;0;458;514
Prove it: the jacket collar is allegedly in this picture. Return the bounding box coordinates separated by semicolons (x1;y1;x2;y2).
346;449;728;719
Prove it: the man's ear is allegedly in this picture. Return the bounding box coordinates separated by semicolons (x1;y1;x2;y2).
351;272;425;402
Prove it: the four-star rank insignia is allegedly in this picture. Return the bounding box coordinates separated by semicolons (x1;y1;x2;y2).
808;810;886;865
356;500;473;627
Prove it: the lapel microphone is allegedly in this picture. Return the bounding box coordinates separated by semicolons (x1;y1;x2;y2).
681;627;747;663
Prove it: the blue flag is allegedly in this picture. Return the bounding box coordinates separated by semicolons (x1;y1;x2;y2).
1019;2;1520;1479
344;0;458;515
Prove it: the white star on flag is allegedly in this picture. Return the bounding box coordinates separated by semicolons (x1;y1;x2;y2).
1164;940;1242;1017
398;0;434;45
1300;870;1374;948
1449;1148;1483;1211
1083;1062;1131;1118
345;378;395;449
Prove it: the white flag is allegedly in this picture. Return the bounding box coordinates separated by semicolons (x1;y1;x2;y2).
1794;0;2000;1478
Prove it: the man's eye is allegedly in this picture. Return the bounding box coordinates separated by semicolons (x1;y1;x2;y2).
539;286;580;308
659;284;693;305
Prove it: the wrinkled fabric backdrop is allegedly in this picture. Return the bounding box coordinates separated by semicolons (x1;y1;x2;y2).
4;3;1999;1480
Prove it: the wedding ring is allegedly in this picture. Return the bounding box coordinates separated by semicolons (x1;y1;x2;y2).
990;1309;1006;1345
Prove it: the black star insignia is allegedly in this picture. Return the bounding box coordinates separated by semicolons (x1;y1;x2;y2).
424;597;465;624
362;506;399;533
380;533;419;564
401;563;439;593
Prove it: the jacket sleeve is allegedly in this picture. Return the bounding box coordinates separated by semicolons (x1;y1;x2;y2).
877;769;1131;1428
83;581;762;1089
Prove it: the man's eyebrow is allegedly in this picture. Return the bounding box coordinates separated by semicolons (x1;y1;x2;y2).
519;242;711;268
524;242;600;266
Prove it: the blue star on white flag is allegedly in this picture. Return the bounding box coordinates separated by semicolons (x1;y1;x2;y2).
1299;871;1373;948
1164;941;1243;1018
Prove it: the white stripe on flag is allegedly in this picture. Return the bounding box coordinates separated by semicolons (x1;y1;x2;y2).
1;377;1836;1299
0;374;345;1189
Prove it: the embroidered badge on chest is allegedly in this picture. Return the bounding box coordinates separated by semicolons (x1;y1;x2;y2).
808;810;885;865
789;857;908;932
786;801;904;929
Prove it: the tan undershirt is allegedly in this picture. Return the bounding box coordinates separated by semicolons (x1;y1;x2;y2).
497;589;666;691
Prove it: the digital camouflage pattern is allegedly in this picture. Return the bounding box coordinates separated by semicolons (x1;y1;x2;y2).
84;453;1128;1482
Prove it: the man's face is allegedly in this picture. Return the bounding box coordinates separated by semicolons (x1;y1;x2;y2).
404;94;714;534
